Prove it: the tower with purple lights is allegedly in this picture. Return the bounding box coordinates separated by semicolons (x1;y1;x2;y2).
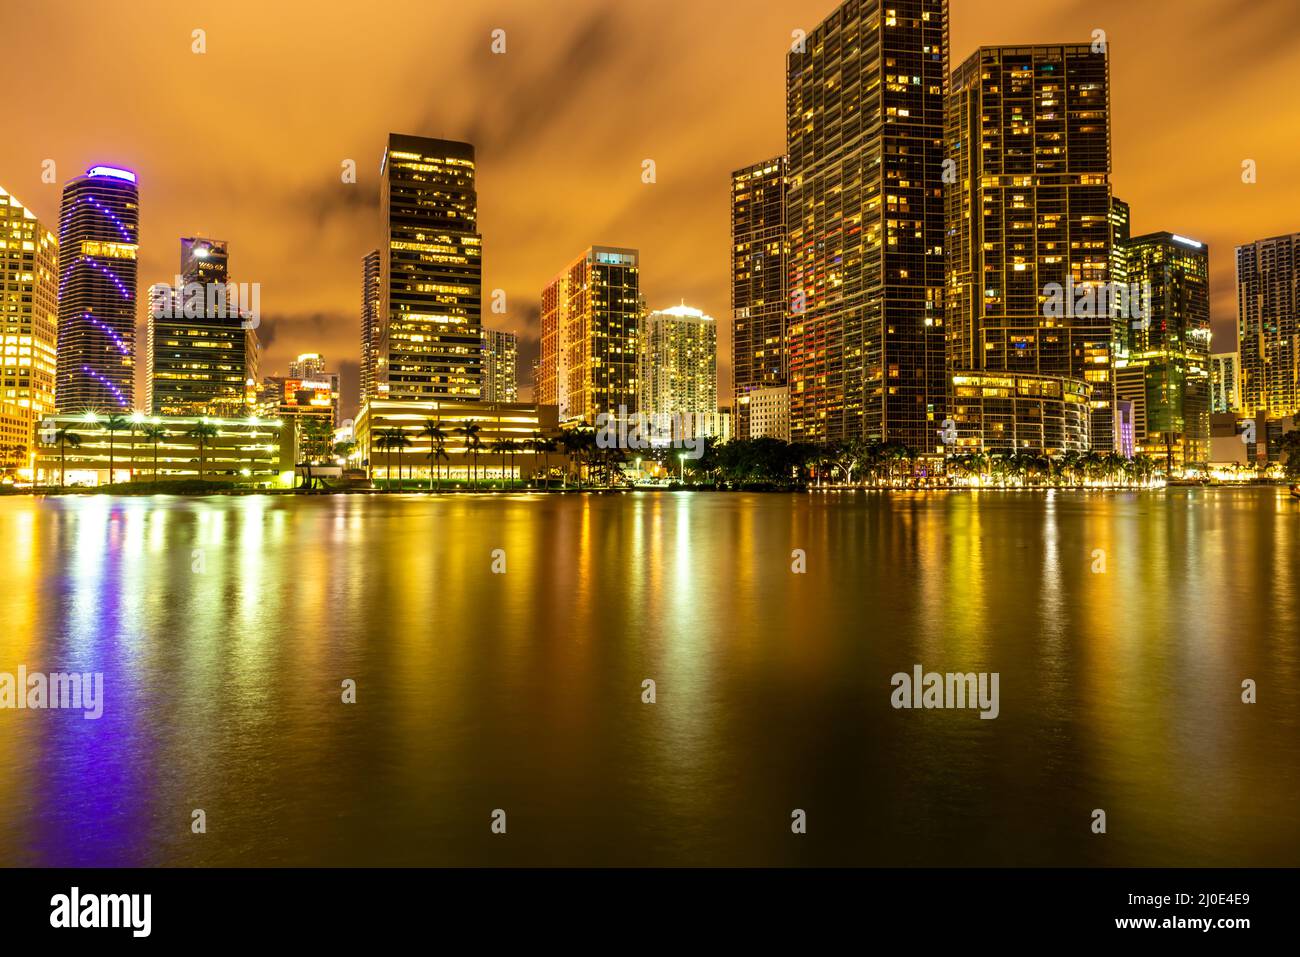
56;165;139;412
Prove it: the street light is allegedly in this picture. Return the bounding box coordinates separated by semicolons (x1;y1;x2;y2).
678;451;685;484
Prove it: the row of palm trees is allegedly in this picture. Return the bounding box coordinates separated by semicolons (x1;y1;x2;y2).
49;416;221;488
367;422;626;491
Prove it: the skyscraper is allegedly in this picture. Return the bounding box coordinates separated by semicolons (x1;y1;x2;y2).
359;248;381;408
785;0;948;447
1236;232;1300;419
0;183;58;470
1116;232;1212;469
370;134;482;403
946;43;1114;453
638;304;721;438
539;246;640;424
731;156;787;440
56;165;139;411
147;237;253;416
480;329;518;403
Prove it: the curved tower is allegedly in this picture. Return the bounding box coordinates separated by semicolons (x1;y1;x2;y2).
56;165;139;411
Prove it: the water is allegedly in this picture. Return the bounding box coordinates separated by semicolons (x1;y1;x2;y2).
1;489;1296;866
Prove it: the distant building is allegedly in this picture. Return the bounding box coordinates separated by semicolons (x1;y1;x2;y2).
946;44;1115;454
748;386;790;442
56;165;139;412
365;134;482;403
148;237;257;417
1211;351;1241;414
481;329;518;402
539;246;640;424
731;156;787;440
0;182;58;475
638;305;722;439
1236;232;1300;419
1115;232;1212;470
360;248;381;409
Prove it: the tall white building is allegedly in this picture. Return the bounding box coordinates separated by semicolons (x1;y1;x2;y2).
481;329;518;402
637;304;722;439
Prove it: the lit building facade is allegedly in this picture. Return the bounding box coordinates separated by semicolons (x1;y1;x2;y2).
355;399;560;483
1211;351;1241;414
638;304;723;439
731;156;787;440
56;165;139;412
147;237;256;417
1115;232;1211;469
1236;232;1300;418
539;246;640;424
786;0;948;448
0;183;58;474
33;411;295;487
748;385;791;441
949;372;1092;455
481;328;518;402
946;44;1114;453
369;134;482;403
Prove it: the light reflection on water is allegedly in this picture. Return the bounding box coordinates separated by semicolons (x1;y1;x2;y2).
0;489;1296;866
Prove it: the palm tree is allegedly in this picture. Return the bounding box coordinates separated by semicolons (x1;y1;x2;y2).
388;428;412;488
460;422;482;488
101;413;130;487
422;419;448;491
140;423;167;482
372;430;393;488
54;428;81;489
558;430;584;488
495;438;521;489
186;421;219;481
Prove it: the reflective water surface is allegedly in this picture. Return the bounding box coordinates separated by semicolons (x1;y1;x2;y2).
1;489;1296;866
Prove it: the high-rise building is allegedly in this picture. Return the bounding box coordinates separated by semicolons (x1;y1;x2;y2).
1211;351;1241;414
481;329;518;402
785;0;948;448
946;43;1114;454
368;134;482;403
748;385;791;441
1115;232;1212;469
147;237;254;416
731;156;787;440
1236;232;1300;419
638;304;722;438
0;183;58;471
56;165;139;412
539;246;640;424
359;248;381;408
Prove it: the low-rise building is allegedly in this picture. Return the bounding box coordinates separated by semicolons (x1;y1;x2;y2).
355;399;560;484
33;412;296;487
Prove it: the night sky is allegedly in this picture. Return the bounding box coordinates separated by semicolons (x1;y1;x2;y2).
4;0;1297;417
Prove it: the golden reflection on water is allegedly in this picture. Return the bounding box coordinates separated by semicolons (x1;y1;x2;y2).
0;489;1296;866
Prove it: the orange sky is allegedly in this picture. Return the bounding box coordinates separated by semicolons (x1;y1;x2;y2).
4;0;1298;417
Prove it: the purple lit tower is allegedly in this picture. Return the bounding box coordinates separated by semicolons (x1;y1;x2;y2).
56;165;140;411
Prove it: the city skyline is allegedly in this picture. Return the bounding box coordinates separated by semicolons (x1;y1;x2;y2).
3;0;1297;419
